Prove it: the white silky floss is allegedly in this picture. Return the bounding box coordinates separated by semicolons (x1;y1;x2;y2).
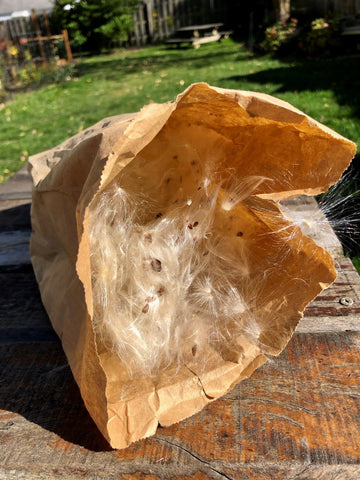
88;173;263;378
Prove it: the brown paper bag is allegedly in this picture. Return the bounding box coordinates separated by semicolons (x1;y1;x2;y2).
29;83;356;449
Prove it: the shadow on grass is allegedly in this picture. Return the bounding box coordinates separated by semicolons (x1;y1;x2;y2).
224;55;360;118
79;44;238;80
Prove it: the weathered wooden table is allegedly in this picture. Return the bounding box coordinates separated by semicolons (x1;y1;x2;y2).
1;168;359;479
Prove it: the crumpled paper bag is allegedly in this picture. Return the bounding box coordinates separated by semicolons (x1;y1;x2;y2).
29;83;356;449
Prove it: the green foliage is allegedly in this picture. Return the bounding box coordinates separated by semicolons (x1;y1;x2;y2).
260;18;298;53
352;256;360;274
298;17;341;56
95;14;134;44
52;0;140;51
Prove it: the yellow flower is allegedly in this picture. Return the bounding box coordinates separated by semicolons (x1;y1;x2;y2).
9;45;18;56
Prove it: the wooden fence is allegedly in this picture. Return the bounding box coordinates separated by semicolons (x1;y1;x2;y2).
0;10;72;63
333;0;360;15
289;0;360;18
0;10;72;94
0;10;52;43
129;0;231;46
129;0;360;47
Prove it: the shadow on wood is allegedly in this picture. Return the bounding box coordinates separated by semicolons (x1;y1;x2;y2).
0;268;111;452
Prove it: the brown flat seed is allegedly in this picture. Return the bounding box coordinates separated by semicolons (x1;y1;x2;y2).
188;223;193;229
151;259;162;272
144;233;152;243
157;286;165;296
142;304;149;314
193;221;199;227
192;344;198;356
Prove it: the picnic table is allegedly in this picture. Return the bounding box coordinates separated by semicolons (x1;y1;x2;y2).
166;23;232;48
1;167;360;479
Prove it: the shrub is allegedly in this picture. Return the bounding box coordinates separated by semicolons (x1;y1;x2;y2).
260;18;298;53
298;17;341;56
51;0;141;52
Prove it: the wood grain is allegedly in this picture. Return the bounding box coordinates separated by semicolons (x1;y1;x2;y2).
0;269;359;478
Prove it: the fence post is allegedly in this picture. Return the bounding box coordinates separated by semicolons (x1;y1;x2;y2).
31;9;47;64
145;0;154;42
138;5;147;45
43;10;51;37
62;29;73;63
133;10;141;46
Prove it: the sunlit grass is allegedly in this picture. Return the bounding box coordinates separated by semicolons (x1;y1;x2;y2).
1;39;359;184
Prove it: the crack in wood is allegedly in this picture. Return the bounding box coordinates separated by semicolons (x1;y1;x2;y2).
159;438;234;480
287;466;312;480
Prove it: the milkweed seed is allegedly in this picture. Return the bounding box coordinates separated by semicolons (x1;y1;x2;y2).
157;286;165;296
151;259;162;272
144;233;152;243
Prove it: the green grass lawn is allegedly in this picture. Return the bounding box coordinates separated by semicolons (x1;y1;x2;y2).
1;39;359;182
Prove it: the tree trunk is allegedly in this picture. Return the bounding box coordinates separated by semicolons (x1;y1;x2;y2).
273;0;290;22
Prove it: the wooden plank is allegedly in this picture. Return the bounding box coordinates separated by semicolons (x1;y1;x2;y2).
31;10;47;64
166;34;221;47
299;256;360;333
0;309;359;478
176;23;223;31
160;0;170;39
62;30;73;64
342;26;360;35
193;34;221;46
279;195;344;257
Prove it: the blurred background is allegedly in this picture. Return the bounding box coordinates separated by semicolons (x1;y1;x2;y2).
0;0;359;268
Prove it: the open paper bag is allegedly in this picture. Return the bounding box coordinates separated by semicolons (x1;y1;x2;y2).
29;83;356;449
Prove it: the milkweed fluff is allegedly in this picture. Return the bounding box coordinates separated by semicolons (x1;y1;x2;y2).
88;167;271;378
